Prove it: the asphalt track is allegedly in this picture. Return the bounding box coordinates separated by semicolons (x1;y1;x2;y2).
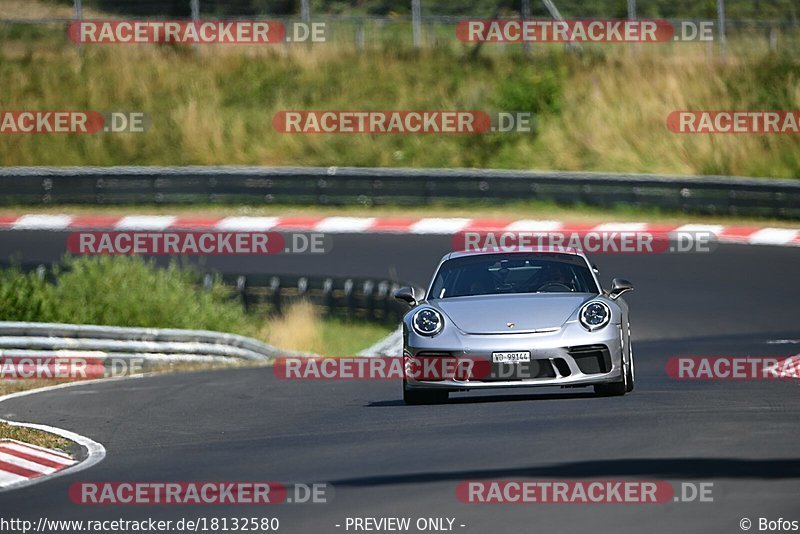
0;231;798;534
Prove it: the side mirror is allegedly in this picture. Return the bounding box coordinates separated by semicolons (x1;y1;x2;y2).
394;286;417;306
592;264;600;274
608;278;634;300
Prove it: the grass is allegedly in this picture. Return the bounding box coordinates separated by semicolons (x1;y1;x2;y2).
0;421;72;451
0;17;798;177
0;0;105;20
0;378;68;397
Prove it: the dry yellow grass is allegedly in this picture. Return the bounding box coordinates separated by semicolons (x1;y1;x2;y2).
0;378;70;396
0;0;105;20
259;301;392;355
0;422;72;450
261;301;324;354
0;1;797;177
532;55;800;177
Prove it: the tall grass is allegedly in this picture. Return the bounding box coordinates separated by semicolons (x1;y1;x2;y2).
260;300;392;355
0;26;798;177
261;300;322;352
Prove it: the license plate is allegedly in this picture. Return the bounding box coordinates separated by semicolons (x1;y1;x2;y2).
492;351;531;363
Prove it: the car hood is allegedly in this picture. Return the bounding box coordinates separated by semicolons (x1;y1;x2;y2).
428;293;596;334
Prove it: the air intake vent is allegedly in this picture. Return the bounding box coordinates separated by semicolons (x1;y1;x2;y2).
568;344;612;374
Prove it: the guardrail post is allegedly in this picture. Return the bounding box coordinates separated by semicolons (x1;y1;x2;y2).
411;0;421;48
190;0;200;53
717;0;727;59
376;281;389;321
41;178;52;204
297;277;308;300
94;177;103;203
269;276;282;315
203;273;213;290
73;0;83;52
355;20;365;51
363;280;375;320
323;278;335;317
343;279;355;319
424;180;435;204
236;275;248;313
521;0;531;56
768;24;778;51
627;0;638;56
317;178;328;205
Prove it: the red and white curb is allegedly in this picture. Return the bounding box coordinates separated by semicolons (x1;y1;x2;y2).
1;214;799;246
0;439;76;487
0;382;107;492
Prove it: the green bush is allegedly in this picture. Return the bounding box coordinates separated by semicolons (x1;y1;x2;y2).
0;266;53;322
0;256;257;335
493;64;565;117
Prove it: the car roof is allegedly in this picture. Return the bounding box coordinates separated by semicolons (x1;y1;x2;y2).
444;247;588;262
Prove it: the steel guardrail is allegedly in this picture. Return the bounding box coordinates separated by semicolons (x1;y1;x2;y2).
0;321;301;362
0;166;798;218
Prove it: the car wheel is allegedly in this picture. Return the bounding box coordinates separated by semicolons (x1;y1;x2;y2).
403;380;449;405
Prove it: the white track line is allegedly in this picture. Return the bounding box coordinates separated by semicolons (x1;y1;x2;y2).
747;228;799;245
214;216;280;231
592;222;649;232
0;470;26;485
410;218;472;234
114;215;177;230
673;224;725;235
314;217;376;233
503;220;563;232
12;214;74;230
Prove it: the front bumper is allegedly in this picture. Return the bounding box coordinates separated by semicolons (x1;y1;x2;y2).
404;320;624;391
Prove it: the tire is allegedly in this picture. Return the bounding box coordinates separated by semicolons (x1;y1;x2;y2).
403;380;449;405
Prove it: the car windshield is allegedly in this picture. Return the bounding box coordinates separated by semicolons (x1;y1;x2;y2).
429;253;599;299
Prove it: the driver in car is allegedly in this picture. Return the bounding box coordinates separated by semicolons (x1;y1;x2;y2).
533;263;575;292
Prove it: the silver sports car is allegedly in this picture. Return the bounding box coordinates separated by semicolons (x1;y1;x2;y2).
394;249;634;404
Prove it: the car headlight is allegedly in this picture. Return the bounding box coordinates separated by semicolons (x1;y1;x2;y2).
412;308;444;336
579;301;611;331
